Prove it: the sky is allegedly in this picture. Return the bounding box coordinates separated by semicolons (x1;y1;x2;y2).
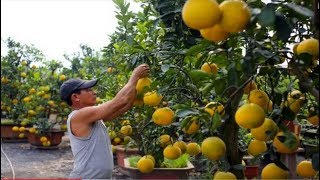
1;0;141;64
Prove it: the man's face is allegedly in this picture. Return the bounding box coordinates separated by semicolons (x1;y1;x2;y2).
77;88;97;106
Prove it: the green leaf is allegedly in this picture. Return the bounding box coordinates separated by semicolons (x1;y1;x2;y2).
285;3;314;17
274;14;292;42
186;41;211;56
258;3;276;27
188;70;212;83
176;108;199;118
214;78;227;95
211;112;221;131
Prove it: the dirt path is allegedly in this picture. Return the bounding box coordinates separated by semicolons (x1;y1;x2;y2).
1;136;129;179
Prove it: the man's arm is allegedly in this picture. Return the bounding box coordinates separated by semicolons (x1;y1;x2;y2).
72;64;149;124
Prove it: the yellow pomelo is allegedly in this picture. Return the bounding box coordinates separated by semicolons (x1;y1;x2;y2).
296;160;317;178
159;134;172;148
173;141;187;154
287;90;305;100
201;137;226;161
248;139;267;156
152;107;175;126
137;157;154;173
219;0;251;33
248;89;270;111
136;77;152;93
273;131;300;154
243;81;257;94
40;136;48;143
12;126;19;132
261;163;289;179
200;24;229;43
296;38;319;57
235;103;265;129
143;155;156;165
143;91;163;106
29;127;36;133
200;63;218;74
163;145;182;160
204;102;225;117
307;115;319;126
284;98;302;114
120;125;133;136
182;118;200;134
186;142;201;156
182;0;221;30
19;126;25;132
18;133;25;138
213;171;237;180
250;118;278;141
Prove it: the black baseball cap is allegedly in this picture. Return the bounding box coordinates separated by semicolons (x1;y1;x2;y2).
60;78;98;101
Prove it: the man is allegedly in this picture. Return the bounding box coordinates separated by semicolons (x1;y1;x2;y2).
60;64;150;179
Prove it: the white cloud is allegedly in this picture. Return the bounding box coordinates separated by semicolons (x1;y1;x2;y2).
1;0;141;63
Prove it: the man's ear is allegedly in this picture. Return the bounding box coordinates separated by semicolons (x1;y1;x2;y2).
71;93;80;101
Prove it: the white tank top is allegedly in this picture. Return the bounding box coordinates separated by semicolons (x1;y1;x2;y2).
67;110;114;179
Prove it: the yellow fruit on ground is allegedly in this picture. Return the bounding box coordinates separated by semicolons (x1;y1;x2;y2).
173;141;187;154
284;98;302;114
137;156;154;173
182;0;221;30
136;77;152;93
201;63;218;74
152;107;175;126
235;103;265;129
296;160;317;178
12;126;19;132
296;38;319;57
213;171;237;180
201;137;226;161
200;24;229;43
18;133;25;138
163;145;182;160
307;115;319;126
120;125;133;136
261;163;289;179
273;131;300;154
159;134;172;148
18;126;25;132
248;139;267;156
182;118;200;134
204;102;225;117
243;81;257;94
40;136;48;143
250;118;278;141
29;127;36;133
219;0;251;33
248;89;270;111
143;91;163;106
186;142;201;156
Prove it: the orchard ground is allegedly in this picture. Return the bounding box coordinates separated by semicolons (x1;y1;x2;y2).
0;135;129;179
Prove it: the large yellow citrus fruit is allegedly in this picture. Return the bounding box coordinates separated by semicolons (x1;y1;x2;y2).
296;160;317;178
219;0;251;33
143;155;156;165
143;91;163;106
261;163;289;179
200;24;229;43
243;81;257;94
201;137;226;161
29;127;36;134
204;102;225;117
235;103;265;129
163;145;182;160
120;125;132;136
273;131;300;154
307;115;319;126
59;74;66;81
248;139;267;156
182;0;221;30
284;98;302;114
186;142;201;156
248;89;270;111
200;63;218;74
136;77;152;93
182;118;200;134
213;171;237;179
152;107;175;126
250;118;278;141
159;134;172;148
40;136;48;143
296;38;319;57
137;156;155;173
19;127;25;132
12;126;19;132
173;141;187;154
